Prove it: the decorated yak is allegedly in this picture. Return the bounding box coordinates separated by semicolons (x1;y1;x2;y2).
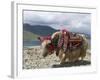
38;29;88;64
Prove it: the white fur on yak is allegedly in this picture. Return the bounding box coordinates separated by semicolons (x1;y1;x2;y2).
40;32;88;64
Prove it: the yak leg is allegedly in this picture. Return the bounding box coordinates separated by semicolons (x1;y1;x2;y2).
55;48;60;56
80;43;87;61
60;54;66;64
58;50;66;64
80;49;86;60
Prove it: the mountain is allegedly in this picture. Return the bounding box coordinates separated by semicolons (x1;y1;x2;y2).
23;23;91;41
23;31;39;41
23;23;58;36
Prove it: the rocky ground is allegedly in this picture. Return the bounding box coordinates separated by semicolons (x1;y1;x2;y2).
23;46;91;69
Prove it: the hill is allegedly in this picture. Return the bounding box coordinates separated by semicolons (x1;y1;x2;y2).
23;31;39;41
23;23;58;36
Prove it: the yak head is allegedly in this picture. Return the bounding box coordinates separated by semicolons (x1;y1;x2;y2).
38;36;54;57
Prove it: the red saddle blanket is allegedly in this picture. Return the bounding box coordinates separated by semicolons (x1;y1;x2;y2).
69;37;83;49
58;32;83;50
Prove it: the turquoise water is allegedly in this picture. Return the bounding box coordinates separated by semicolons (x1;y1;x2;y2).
23;39;91;49
23;40;41;47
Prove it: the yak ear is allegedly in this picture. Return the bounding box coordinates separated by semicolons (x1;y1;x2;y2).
37;36;41;40
37;36;43;42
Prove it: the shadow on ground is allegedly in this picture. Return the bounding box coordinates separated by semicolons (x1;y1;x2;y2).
52;60;91;68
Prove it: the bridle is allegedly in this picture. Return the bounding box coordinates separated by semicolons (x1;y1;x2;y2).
39;30;69;54
39;36;56;54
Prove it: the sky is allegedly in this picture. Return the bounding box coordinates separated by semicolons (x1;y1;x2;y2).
23;10;91;35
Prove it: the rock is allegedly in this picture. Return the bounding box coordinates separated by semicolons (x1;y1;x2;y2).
23;46;91;69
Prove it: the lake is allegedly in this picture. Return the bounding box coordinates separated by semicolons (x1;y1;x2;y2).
23;40;41;47
23;39;91;49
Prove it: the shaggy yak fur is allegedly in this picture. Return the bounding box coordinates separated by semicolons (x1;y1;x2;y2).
39;31;88;64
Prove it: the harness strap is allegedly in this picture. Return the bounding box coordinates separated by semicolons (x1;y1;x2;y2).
57;30;70;49
47;43;55;52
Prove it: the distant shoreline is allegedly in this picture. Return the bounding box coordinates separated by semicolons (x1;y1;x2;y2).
23;45;41;49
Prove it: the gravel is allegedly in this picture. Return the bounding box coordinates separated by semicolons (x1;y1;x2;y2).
23;46;91;69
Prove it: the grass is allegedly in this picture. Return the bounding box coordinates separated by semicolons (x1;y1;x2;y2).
23;31;39;41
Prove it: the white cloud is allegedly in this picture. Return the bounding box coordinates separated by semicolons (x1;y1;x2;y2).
24;10;91;34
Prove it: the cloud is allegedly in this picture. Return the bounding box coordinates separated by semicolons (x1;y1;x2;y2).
23;10;91;34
